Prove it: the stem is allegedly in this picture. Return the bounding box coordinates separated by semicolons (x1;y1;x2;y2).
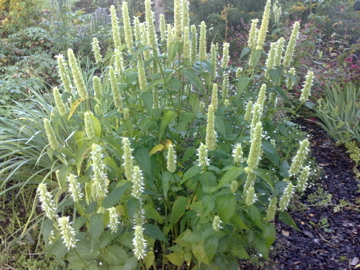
74;248;90;269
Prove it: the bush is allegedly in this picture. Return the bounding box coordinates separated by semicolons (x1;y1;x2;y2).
1;0;317;268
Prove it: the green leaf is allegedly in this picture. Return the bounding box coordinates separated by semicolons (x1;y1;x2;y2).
123;257;138;270
211;167;244;192
278;211;300;231
177;112;195;132
279;160;290;178
161;171;172;198
134;147;152;178
252;168;274;191
168;41;181;62
180;166;201;184
215;116;227;138
141;91;153;112
268;67;283;83
231;244;250;259
89;213;104;239
215;195;236;222
101;245;128;266
262;141;280;166
144;204;164;224
90;114;102;137
76;144;90;175
204;236;218;263
126;197;140;219
253;233;269;259
184;69;204;93
170;196;188;227
262;223;276;248
158;110;177;141
144;250;155;269
237;77;251;95
166;251;184;266
168;78;181;89
240;47;251;59
273;86;290;102
192;240;210;265
230;214;249;229
103;182;129;208
247;205;262;228
144;224;169;243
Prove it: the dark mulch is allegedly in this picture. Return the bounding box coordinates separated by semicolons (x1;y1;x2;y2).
270;118;360;270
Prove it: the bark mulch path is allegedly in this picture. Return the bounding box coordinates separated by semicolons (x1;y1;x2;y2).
269;118;360;270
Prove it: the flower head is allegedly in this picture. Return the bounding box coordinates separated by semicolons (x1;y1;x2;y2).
58;216;77;250
37;183;57;220
133;225;147;260
212;215;223;231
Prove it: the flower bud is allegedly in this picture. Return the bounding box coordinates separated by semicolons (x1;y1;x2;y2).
68;48;88;100
166;144;177;173
132;166;145;200
266;197;277;221
44;118;59;150
289;139;310;176
297;165;310;192
138;55;147;93
92;76;102;100
244;100;253;122
53;87;68;117
114;49;124;76
182;0;190;31
236;67;243;78
58;216;77;250
221;42;230;68
247;122;263;170
174;0;182;41
232;143;244;163
230;180;238;194
123;108;130;121
245;186;257;206
159;14;166;44
110;5;122;51
108;207;120;233
91;144;108;200
190;25;198;64
283;21;300;67
299;70;314;102
67;173;83;202
122;137;134;181
199;21;207;61
211;83;218;111
211;43;217;80
37;183;57;220
84;111;95;140
212;215;223;231
56;54;72;93
92;37;102;63
222;73;229;101
122;1;133;53
275;37;285;67
205;104;217;151
109;66;123;110
278;181;294;211
197;142;209;170
256;0;271;50
183;26;190;60
248;19;259;49
133;225;147;260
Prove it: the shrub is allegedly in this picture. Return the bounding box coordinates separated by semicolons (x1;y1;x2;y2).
1;0;317;268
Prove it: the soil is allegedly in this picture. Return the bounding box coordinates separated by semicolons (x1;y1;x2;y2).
267;118;360;270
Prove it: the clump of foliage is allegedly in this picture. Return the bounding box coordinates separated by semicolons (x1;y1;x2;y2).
1;0;318;268
0;0;42;37
315;82;360;143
